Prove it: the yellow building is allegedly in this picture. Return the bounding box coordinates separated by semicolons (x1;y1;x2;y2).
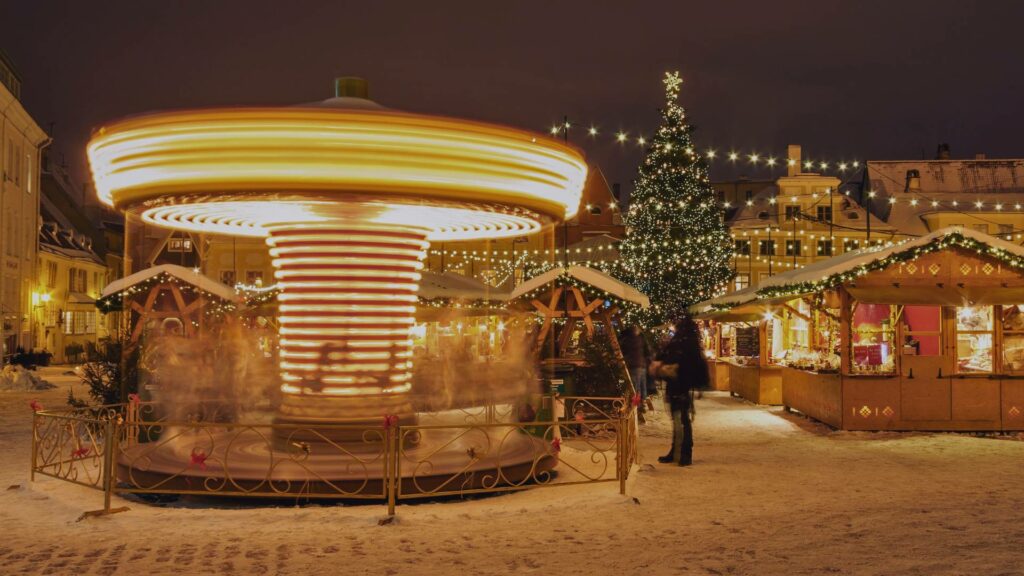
1;51;49;358
724;146;1024;294
35;222;108;363
727;145;889;291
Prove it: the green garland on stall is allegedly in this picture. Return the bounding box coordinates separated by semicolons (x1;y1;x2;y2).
753;232;1023;301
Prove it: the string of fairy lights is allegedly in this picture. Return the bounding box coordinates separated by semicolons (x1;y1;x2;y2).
545;118;864;174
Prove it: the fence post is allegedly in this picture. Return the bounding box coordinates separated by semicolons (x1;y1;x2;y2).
102;416;115;513
30;412;38;481
386;426;397;516
618;416;626;495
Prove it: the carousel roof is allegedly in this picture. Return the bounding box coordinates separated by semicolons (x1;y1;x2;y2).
692;225;1024;316
101;264;239;302
509;265;650;308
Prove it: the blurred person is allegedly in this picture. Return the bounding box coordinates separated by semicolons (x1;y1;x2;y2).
649;316;708;466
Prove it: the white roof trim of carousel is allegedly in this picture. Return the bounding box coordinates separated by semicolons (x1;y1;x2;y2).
692;225;1024;314
101;264;240;302
509;265;650;308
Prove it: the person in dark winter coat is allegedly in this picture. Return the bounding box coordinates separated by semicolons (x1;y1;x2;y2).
619;325;652;400
649;316;708;466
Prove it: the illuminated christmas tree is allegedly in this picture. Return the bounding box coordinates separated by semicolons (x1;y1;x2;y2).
619;71;733;327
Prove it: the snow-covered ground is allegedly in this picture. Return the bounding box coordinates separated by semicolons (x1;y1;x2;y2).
2;376;1023;575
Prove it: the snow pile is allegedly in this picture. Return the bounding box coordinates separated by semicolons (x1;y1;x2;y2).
0;365;55;391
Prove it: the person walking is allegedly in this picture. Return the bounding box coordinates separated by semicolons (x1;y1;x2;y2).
649;316;707;466
619;324;651;412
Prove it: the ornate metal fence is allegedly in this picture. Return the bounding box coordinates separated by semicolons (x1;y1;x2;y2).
30;396;638;516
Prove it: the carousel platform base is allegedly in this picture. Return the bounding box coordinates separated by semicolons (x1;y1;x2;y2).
115;412;557;497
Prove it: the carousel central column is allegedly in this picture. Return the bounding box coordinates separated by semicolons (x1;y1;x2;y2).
266;222;429;430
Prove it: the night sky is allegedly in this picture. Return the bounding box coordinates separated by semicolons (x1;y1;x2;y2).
5;0;1024;194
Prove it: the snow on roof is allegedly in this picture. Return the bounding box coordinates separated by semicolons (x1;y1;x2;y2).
863;160;1024;237
509;265;650;308
101;264;239;302
693;226;1024;315
418;271;509;301
726;184;778;228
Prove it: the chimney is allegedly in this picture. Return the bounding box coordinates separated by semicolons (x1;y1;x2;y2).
334;77;369;99
904;169;921;193
975;153;986;160
787;144;801;177
935;143;951;160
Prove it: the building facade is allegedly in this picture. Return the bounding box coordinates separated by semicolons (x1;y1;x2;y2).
35;222;108;362
723;145;1024;293
1;50;48;359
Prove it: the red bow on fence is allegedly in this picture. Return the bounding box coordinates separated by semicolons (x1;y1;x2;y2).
189;447;209;470
551;437;562;454
127;393;141;406
631;394;641;408
382;414;399;429
29;400;43;412
71;447;90;458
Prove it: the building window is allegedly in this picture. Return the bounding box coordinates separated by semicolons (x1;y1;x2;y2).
972;224;988;234
956;306;993;373
734;239;751;255
734;273;750;290
45;304;58;328
1001;305;1024;373
843;239;860;252
46;261;58;288
220;270;237;286
851;303;896;375
168;238;193;252
759;240;776;256
245;270;264;286
784;206;801;221
817;240;833;256
63;311;96;335
998;224;1013;239
785;240;802;256
67;268;88;293
745;190;753;201
817;206;832;223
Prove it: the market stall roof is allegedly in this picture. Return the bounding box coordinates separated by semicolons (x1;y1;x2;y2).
418;271;509;301
101;264;239;302
693;226;1024;315
509;265;650;308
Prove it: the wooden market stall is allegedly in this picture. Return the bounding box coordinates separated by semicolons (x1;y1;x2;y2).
693;287;784;404
507;265;650;396
694;227;1024;431
98;264;240;348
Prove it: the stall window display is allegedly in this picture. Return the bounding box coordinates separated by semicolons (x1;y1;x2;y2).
1001;305;1024;373
769;299;840;372
850;303;896;375
956;306;993;373
901;306;941;356
718;323;735;358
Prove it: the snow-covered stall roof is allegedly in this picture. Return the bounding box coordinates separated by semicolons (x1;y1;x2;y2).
693;226;1024;315
101;264;239;302
509;265;650;308
418;271;509;301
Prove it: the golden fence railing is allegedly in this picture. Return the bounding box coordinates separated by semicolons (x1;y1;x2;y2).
30;395;639;517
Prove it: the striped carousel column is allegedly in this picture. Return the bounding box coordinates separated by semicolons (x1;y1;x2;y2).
266;223;429;430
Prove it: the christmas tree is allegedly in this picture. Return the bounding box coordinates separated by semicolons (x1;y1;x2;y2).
619;72;733;327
